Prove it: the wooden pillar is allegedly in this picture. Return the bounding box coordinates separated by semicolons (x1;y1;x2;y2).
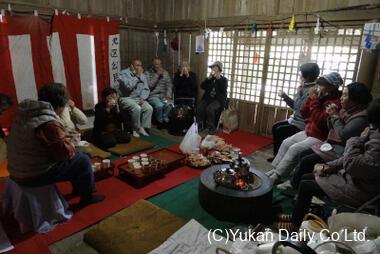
371;53;380;99
356;49;379;89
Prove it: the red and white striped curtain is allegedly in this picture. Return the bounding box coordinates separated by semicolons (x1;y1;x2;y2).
0;14;120;128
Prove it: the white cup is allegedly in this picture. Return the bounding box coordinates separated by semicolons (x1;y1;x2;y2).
132;156;140;161
93;162;101;172
133;162;141;168
102;159;111;169
140;153;148;158
128;159;135;167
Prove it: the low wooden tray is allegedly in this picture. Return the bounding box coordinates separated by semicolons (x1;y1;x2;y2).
91;156;115;181
118;148;185;186
147;148;185;170
118;160;166;187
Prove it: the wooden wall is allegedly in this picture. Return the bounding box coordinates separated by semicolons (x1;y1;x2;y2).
154;0;380;135
1;0;379;134
0;0;159;20
156;0;380;22
120;29;156;69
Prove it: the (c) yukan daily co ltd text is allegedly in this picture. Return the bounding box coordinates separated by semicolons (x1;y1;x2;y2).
207;228;368;244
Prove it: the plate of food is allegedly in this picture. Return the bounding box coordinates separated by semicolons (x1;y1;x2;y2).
186;153;211;169
214;141;233;153
208;150;233;164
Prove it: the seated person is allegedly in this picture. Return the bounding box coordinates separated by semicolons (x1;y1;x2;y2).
274;99;380;232
7;83;104;206
197;61;228;133
268;72;343;184
268;63;320;162
118;59;153;138
292;82;372;188
59;98;88;133
146;57;173;128
0;94;12;173
93;88;131;149
173;60;197;107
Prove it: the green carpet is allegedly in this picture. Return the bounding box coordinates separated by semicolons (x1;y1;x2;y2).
148;178;235;231
108;133;179;162
141;133;179;149
148;178;295;230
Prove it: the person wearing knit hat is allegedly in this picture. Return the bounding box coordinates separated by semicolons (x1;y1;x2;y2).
320;72;343;89
268;72;343;185
197;61;228;133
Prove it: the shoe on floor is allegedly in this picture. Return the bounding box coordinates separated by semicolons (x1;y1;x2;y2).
266;157;274;162
138;127;149;136
80;194;105;206
276;180;292;190
132;130;140;138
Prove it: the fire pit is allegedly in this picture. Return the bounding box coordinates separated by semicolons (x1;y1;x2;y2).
213;153;261;191
199;163;273;223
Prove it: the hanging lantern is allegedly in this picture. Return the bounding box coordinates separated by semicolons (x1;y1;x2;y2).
268;21;273;33
314;15;321;34
251;22;257;33
289;15;295;31
171;34;180;51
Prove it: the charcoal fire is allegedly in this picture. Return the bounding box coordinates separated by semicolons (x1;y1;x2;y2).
213;153;255;191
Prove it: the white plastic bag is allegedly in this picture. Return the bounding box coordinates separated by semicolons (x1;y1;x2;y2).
179;122;202;154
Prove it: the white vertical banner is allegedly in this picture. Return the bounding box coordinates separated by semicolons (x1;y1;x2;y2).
8;34;38;101
77;34;98;110
109;34;120;88
48;32;67;86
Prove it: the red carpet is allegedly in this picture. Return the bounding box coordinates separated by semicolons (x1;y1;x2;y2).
1;165;201;253
168;130;272;156
2;131;271;253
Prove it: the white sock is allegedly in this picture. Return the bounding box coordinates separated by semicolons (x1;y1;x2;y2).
138;128;149;136
132;130;140;138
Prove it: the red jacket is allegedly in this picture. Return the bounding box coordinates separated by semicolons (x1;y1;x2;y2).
301;96;341;140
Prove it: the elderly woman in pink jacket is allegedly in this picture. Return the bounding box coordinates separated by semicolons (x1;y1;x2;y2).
273;98;380;232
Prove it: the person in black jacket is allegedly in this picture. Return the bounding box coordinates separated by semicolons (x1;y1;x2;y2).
197;61;228;133
93;88;131;149
173;61;197;107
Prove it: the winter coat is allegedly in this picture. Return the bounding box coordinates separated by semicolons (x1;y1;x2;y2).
316;129;380;207
301;94;341;140
7;100;60;178
284;82;315;130
146;68;173;99
118;68;150;100
173;71;197;100
200;76;228;107
312;106;368;161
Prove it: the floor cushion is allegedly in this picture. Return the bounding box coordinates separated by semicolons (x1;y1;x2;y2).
84;200;186;254
107;137;154;156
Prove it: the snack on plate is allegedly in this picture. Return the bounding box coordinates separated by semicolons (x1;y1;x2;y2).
187;153;211;168
208;151;233;164
215;142;233;153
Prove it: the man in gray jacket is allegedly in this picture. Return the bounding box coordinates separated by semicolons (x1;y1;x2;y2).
118;59;153;138
146;57;173;128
